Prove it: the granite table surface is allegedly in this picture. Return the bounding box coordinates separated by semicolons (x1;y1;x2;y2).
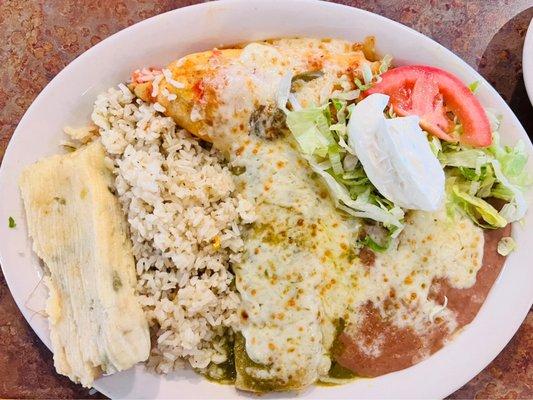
0;0;532;398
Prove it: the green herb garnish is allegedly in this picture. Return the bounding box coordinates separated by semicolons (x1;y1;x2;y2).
468;81;480;93
354;78;372;91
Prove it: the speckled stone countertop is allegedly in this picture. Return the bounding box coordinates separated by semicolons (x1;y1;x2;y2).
0;1;532;398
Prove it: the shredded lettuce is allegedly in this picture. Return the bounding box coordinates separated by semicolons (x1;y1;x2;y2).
277;69;406;243
484;107;501;132
354;78;372;91
379;54;393;74
328;145;344;175
439;148;489;170
490;159;528;222
429;136;442;156
359;235;390;253
451;185;507;228
437;129;530;228
285;88;405;235
285;106;333;156
362;63;373;85
332;89;361;101
488;133;530;187
282;54;528;248
306;156;404;232
497;236;517;256
468;81;480;93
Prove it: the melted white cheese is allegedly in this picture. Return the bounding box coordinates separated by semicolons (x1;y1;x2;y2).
158;38;486;389
234;136;359;386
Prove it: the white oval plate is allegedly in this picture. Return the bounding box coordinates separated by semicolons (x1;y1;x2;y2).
0;1;532;398
523;18;533;105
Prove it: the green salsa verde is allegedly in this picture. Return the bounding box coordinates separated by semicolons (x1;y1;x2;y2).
198;320;358;389
326;319;358;381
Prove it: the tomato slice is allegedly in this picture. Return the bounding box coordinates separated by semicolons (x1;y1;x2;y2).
365;65;492;147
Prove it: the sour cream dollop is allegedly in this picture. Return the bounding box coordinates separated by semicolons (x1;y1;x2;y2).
347;93;445;211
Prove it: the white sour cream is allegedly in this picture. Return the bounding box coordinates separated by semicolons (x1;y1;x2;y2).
347;93;445;211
